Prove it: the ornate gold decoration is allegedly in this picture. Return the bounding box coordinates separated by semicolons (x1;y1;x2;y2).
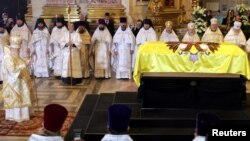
41;1;80;25
25;3;33;23
167;42;220;53
10;36;22;49
87;7;125;24
192;0;200;8
147;0;182;35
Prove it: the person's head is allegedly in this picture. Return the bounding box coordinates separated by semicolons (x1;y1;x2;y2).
16;14;25;27
7;18;14;26
78;21;86;34
108;104;132;134
0;21;5;33
136;19;143;28
119;17;127;31
165;21;173;33
187;22;196;35
233;21;242;34
9;35;22;54
210;18;218;31
98;19;106;31
143;19;152;30
105;12;110;20
68;22;75;33
35;18;47;30
55;17;64;28
2;12;8;21
235;15;241;22
43;104;68;134
195;112;220;137
216;10;220;15
227;10;234;18
207;10;212;16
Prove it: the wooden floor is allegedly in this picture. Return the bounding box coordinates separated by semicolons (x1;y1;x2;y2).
0;72;250;141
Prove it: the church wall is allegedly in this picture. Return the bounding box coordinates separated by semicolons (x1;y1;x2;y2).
30;0;250;26
182;0;193;21
205;0;250;16
31;0;46;19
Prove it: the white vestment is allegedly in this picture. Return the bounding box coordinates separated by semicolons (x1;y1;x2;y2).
201;28;224;43
28;134;64;141
192;136;206;141
10;24;31;59
135;27;157;67
1;53;33;122
112;26;135;79
101;134;133;141
61;31;83;79
182;32;200;42
159;29;179;42
224;28;246;46
91;27;112;78
0;30;9;81
246;38;250;52
50;26;68;77
29;28;50;77
136;27;157;45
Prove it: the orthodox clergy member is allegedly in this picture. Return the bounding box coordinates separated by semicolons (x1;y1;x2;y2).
2;12;14;33
112;17;135;79
224;21;246;47
75;13;90;32
50;16;68;78
0;21;9;83
91;19;112;78
135;19;157;67
201;18;223;43
61;22;82;85
77;21;91;78
193;112;220;141
182;22;200;42
10;14;31;59
136;18;157;46
101;104;133;141
159;21;179;42
246;38;250;53
28;104;68;141
131;19;143;37
29;18;50;77
0;35;33;122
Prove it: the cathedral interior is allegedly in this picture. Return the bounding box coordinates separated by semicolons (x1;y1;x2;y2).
1;0;250;141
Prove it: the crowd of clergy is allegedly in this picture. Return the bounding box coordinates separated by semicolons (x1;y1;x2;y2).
1;12;250;85
0;11;241;141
